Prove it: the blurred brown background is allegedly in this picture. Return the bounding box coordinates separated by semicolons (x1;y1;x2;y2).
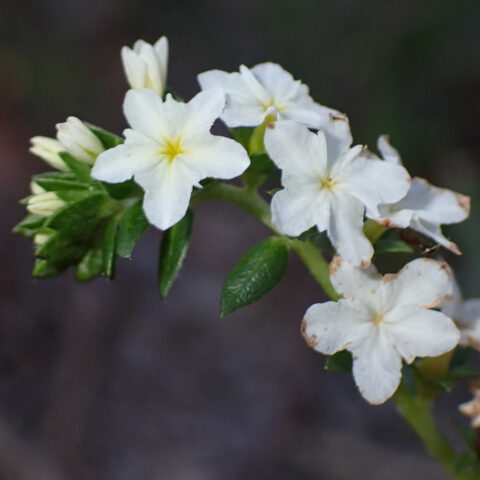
1;1;480;479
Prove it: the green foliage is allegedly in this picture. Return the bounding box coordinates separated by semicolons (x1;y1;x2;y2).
87;123;124;149
230;127;253;149
76;247;104;281
116;202;149;259
374;238;414;255
158;209;194;299
220;237;289;316
325;350;353;372
102;218;118;278
13;214;46;238
58;152;92;181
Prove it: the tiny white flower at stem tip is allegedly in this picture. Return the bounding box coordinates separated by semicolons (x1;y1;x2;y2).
29;136;69;172
121;36;169;96
198;62;339;129
92;88;250;230
302;256;460;404
56;117;104;165
369;135;470;254
264;118;411;267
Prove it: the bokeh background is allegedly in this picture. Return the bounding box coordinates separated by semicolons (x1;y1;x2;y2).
2;1;480;479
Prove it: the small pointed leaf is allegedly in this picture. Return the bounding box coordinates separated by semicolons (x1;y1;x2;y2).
325;350;353;373
116;202;149;258
220;237;289;316
102;218;118;278
58;152;92;181
76;247;103;281
158;209;194;299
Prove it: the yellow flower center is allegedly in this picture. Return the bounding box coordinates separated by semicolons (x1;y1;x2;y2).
320;177;337;191
160;138;185;163
373;314;384;325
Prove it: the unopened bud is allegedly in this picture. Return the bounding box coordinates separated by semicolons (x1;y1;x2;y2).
27;192;65;217
29;136;69;172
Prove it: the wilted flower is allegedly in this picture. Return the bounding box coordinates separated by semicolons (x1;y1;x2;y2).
370;135;470;254
302;256;459;404
56;116;104;165
264;119;410;267
121;36;168;96
92;88;250;230
459;382;480;428
198;62;336;129
29;136;68;172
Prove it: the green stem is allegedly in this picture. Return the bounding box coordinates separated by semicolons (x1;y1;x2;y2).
394;382;475;480
191;183;337;298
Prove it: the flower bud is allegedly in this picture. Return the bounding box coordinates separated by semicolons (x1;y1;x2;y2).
30;181;45;195
121;36;168;96
27;192;66;217
34;232;52;246
29;136;69;172
56;117;104;165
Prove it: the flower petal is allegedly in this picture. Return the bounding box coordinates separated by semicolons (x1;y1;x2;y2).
136;162;193;230
181;135;250;180
409;217;461;254
386;306;459;363
91;129;159;183
123;88;171;140
271;186;330;236
377;135;402;165
337;152;411;217
386;258;451;309
327;193;373;267
121;47;148;90
264;121;328;177
318;112;353;161
302;299;371;354
251;62;301;100
351;328;402;404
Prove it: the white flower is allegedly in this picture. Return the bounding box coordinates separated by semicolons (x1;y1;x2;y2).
198;62;337;129
29;136;68;172
302;256;460;404
56;117;104;165
27;192;65;217
121;37;168;96
92;88;250;230
264;119;410;267
459;382;480;428
441;265;480;350
370;135;470;254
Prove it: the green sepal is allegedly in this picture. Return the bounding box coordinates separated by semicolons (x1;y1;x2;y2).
164;86;183;102
220;237;289;317
248;151;277;176
102;179;137;200
230;127;253;149
102;218;118;278
76;247;103;281
45;192;106;237
158;209;194;299
299;228;332;251
35;229;87;267
32;173;91;192
58;152;92;181
86;123;123;149
33;258;62;278
374;238;414;255
116;202;149;259
13;214;46;238
325;350;353;373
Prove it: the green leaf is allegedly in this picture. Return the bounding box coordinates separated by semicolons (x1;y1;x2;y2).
299;228;331;250
230;127;253;149
158;209;194;299
45;193;105;237
58;152;92;181
325;350;353;372
220;237;289;316
33;176;91;192
102;218;118;278
248;151;277;176
33;258;62;278
76;247;103;281
374;238;414;255
13;214;46;238
35;230;87;266
102;179;137;200
116;202;149;258
86;123;123;149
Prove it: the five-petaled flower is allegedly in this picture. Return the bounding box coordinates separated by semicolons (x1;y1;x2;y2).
370;135;470;254
198;62;336;129
264;119;410;267
441;265;480;351
92;88;250;230
302;256;460;404
121;37;169;96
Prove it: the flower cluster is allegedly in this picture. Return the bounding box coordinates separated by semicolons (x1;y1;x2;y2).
18;35;475;409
